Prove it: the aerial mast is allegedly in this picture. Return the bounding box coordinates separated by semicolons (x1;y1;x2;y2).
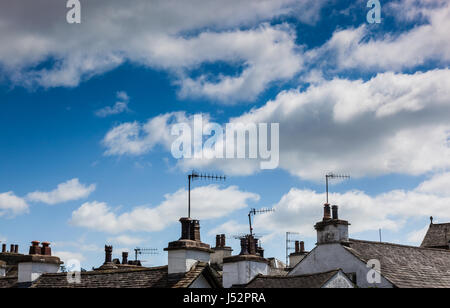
187;171;226;218
325;172;350;204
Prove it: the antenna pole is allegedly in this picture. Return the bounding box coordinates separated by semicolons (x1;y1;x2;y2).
188;174;191;218
326;176;329;204
187;171;226;219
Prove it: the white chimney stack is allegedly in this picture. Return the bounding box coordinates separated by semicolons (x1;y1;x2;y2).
164;218;212;274
18;241;61;283
222;236;269;288
315;204;350;245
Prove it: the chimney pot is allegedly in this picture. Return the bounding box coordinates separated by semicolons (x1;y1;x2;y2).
300;241;305;253
239;237;249;255
216;235;221;248
10;244;14;253
1;244;6;253
104;245;113;264
14;245;19;254
323;203;331;220
295;241;300;253
220;234;226;247
332;205;339;220
29;241;41;255
41;242;51;256
122;252;128;265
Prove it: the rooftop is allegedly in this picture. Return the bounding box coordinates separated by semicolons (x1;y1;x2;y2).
345;239;450;288
420;222;450;249
243;269;344;288
31;262;221;288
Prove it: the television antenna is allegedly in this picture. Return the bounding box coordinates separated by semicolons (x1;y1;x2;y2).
285;231;300;267
325;172;350;204
134;247;158;262
248;208;274;236
188;171;226;218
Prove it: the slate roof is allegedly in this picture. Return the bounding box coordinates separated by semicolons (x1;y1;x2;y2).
421;223;450;249
243;269;342;288
30;262;221;288
345;239;450;288
0;277;18;288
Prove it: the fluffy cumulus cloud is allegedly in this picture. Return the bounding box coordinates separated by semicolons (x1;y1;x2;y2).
95;91;130;117
312;0;450;72
253;172;450;238
107;235;144;246
103;69;450;180
0;0;328;102
27;178;96;205
0;191;29;217
70;185;259;233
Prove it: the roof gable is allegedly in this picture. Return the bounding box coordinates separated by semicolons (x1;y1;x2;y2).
421;223;450;249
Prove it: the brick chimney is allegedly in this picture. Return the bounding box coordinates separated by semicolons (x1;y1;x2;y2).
165;218;213;274
14;245;19;254
323;203;332;220
29;241;41;255
104;245;113;264
41;242;51;256
2;244;6;253
122;252;128;265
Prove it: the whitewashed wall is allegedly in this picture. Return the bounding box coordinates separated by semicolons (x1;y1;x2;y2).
289;244;393;288
223;260;269;288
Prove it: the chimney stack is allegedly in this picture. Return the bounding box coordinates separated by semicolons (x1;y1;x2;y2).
216;235;221;248
41;242;51;256
323;203;331;220
29;241;41;255
332;205;339;220
239;237;249;255
165;218;212;274
220;234;226;247
104;245;113;264
122;252;128;265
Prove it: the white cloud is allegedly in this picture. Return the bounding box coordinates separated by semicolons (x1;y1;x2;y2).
313;1;450;72
406;225;430;244
0;191;29;217
0;0;327;102
54;251;86;264
254;172;450;238
27;178;96;205
95;91;130;117
103;69;450;180
70;184;259;234
208;220;248;236
107;235;144;246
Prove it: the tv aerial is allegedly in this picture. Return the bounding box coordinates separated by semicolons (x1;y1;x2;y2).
134;247;158;262
187;170;226;218
325;172;350;204
248;208;274;236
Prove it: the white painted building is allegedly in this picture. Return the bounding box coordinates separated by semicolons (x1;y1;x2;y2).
289;204;450;288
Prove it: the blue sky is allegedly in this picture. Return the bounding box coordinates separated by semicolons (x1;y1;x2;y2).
1;0;450;269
